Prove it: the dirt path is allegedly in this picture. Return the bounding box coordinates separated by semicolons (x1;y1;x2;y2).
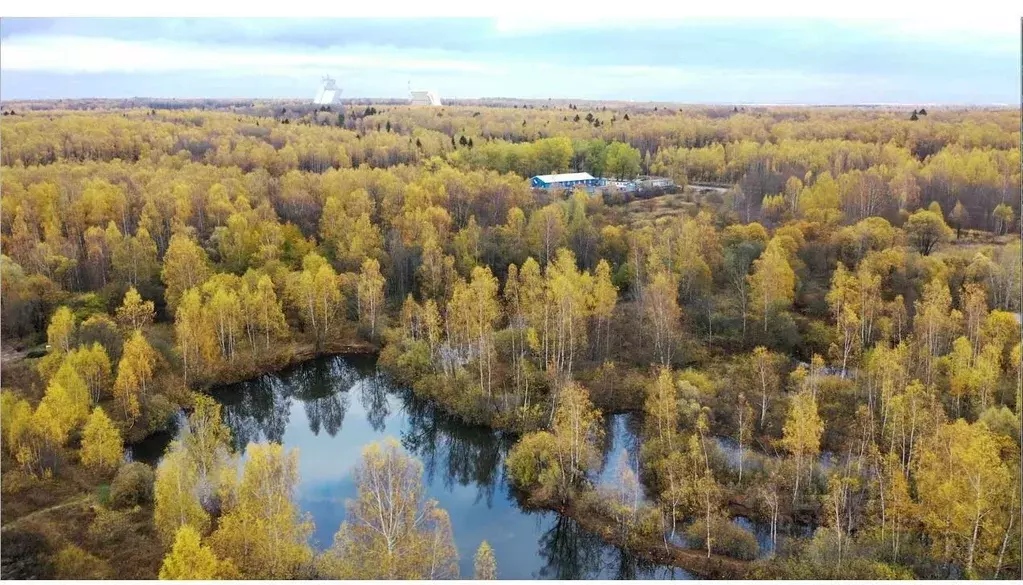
688;181;732;193
1;495;93;534
0;345;29;368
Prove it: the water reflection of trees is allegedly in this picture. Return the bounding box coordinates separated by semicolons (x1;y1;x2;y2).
217;373;291;450
534;512;690;580
293;358;358;437
535;513;606;579
216;356;507;509
218;357;366;448
304;390;350;437
212;356;691;579
597;413;644;481
358;373;390;432
399;390;505;508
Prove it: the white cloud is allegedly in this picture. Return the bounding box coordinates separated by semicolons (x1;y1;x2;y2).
4;0;1020;27
0;13;1013;103
492;15;667;35
490;3;1022;35
863;15;1019;50
0;35;490;76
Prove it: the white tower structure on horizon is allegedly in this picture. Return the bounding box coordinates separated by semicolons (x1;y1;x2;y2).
313;76;343;105
409;80;442;106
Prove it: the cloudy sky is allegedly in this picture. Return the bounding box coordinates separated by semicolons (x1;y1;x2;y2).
0;16;1018;104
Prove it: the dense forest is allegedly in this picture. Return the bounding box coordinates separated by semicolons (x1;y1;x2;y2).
0;100;1019;580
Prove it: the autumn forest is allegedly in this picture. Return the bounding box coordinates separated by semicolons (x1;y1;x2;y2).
0;99;1020;580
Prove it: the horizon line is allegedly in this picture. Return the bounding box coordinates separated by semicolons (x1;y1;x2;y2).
0;96;1016;108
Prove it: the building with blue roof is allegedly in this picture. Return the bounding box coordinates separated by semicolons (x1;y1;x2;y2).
530;172;604;190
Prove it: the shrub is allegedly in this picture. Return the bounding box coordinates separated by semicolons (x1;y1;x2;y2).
752;531;915;579
145;393;178;433
25;347;48;359
76;313;123;363
978;405;1020;441
87;507;134;548
96;483;111;505
53;544;110;579
70;293;108;322
505;431;564;502
394;341;433;380
685;515;760;560
109;462;154;509
632;505;664;540
577;488;662;544
1;529;53;579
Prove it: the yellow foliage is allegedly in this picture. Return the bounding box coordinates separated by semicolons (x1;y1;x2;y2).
748;237;796;332
915;420;1015;573
38;367;90;446
154;445;211;544
46;306;76;354
159;524;236;580
54;544;110;579
65;343;113;404
81;407;123;473
113;330;157;422
474;540;497;579
115;286;155;331
0;391;33;457
356;258;386;338
781;388;824;502
318;438;458;579
210;442;313;579
161;234;211;313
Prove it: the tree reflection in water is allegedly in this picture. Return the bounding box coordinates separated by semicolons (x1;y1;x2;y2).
535;511;692;580
208;355;688;580
358;370;390;432
597;412;645;483
215;355;506;509
536;512;606;579
292;357;357;437
217;356;367;447
399;389;505;508
216;373;291;450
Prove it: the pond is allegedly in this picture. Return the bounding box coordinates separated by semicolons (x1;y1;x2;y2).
133;354;693;580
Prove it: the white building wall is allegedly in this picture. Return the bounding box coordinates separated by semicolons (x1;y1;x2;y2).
410;90;442;106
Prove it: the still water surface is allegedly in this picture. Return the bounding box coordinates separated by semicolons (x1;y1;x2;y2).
136;354;693;580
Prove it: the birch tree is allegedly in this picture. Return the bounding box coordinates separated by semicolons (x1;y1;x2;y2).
748;237;796;332
318;438;458;579
781;388;823;504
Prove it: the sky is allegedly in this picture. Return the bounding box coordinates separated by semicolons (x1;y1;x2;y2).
0;16;1019;104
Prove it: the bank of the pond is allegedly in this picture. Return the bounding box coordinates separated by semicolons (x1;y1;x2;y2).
136;354;696;579
194;339;377;390
126;340;377;462
376;354;758;578
375;354;831;574
551;499;751;579
132;351;811;579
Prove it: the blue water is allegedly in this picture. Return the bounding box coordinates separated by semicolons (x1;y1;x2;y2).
597;412;644;486
203;354;693;580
